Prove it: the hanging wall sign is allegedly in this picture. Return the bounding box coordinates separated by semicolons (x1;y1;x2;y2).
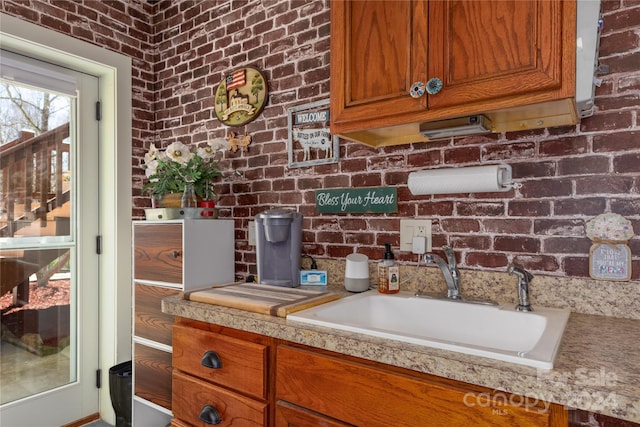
589;243;631;281
214;66;268;127
315;187;397;214
287;99;339;168
585;212;634;281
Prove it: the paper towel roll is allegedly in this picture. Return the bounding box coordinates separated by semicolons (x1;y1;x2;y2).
408;165;513;195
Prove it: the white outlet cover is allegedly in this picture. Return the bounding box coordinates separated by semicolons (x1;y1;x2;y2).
400;219;432;252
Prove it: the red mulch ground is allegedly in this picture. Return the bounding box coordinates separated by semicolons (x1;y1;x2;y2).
0;279;70;314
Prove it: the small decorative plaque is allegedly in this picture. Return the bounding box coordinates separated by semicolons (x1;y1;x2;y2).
315;187;397;214
589;243;632;281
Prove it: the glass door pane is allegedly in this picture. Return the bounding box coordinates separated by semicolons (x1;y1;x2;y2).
1;51;99;426
0;82;75;405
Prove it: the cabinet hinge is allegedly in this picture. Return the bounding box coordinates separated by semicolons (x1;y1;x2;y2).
96;235;102;255
95;101;102;121
96;369;102;389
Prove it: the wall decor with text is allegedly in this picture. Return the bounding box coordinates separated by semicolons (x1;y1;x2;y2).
315;187;397;214
287;99;339;168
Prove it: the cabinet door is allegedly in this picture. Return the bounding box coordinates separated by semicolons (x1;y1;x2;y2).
134;283;179;345
277;345;559;427
330;0;428;126
134;223;183;284
428;0;571;109
134;343;172;410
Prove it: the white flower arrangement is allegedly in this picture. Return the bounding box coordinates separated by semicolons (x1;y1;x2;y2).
142;139;228;198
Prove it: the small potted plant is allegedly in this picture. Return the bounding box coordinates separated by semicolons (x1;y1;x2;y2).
142;139;228;213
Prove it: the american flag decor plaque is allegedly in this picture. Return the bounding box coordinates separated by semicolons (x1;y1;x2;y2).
215;66;268;127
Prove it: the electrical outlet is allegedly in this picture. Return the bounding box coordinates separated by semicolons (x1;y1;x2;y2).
400;219;432;252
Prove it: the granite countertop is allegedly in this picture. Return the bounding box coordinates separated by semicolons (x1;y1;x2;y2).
162;288;640;423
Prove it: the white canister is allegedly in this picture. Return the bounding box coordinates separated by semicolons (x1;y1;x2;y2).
344;253;370;292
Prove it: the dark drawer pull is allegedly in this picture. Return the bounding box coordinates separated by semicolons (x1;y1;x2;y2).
199;404;222;425
172;250;180;259
201;350;222;369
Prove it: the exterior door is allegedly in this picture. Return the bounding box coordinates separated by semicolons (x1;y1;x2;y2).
0;50;100;426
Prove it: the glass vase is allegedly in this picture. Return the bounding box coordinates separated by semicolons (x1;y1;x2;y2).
181;179;197;208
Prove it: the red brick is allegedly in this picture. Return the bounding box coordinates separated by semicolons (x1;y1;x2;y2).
558;156;610;176
520;179;573;198
614;153;640;173
562;257;590;278
575;176;634;195
508;201;551;216
450;235;491;250
441;219;480;233
555;198;607;216
417;201;454;216
534;219;584;236
494;236;540;253
455;202;505;216
483;142;535;161
465;252;509;268
544;237;592;254
511;255;559;273
580;111;634;133
539;136;589;157
484;219;532;234
443;146;482;164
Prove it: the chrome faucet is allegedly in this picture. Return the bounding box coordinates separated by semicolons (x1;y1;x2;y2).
507;263;533;312
424;246;460;299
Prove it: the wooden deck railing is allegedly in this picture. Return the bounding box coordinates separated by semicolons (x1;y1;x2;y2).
0;123;70;238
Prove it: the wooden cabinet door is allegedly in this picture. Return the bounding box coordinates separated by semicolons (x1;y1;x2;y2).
330;0;428;127
277;345;561;427
427;0;573;110
133;223;183;284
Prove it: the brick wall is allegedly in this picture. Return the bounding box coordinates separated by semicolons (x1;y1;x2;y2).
3;0;639;281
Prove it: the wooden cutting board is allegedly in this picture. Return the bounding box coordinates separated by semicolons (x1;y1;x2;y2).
182;283;340;317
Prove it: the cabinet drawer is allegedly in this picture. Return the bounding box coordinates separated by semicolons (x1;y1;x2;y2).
276;345;555;427
134;283;179;345
134;343;172;410
172;370;267;427
134;223;183;283
276;401;353;427
173;324;267;399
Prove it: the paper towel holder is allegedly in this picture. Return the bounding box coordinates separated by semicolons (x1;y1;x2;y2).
407;164;520;196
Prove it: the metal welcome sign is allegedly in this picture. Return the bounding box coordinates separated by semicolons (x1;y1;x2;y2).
287;99;339;168
315;187;397;214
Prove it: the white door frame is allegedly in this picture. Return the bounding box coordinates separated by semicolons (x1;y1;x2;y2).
0;12;132;425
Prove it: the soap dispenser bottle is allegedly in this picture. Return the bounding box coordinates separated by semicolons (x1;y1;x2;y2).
378;243;400;294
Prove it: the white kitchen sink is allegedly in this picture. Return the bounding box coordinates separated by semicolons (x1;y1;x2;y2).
287;290;570;369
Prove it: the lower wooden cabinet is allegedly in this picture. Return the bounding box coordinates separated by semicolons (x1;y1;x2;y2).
170;321;567;427
275;345;568;427
133;343;172;409
172;370;267;426
171;318;273;426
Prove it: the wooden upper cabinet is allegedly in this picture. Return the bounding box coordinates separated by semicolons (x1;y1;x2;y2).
428;0;565;109
330;0;577;147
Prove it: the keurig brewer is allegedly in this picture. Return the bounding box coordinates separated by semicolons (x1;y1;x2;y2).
255;209;303;287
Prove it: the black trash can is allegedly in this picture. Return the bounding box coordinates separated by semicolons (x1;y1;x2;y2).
109;360;132;427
